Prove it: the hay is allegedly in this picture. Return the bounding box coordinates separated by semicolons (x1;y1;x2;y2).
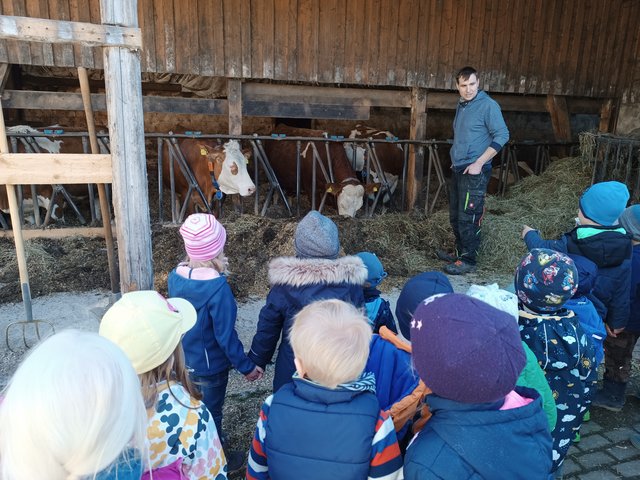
478;156;593;274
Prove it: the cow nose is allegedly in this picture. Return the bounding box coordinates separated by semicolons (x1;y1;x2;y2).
247;186;256;195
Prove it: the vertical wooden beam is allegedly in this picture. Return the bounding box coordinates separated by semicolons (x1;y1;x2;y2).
0;63;11;92
407;87;427;209
228;78;243;136
598;98;618;133
78;66;119;293
545;94;572;141
101;0;153;292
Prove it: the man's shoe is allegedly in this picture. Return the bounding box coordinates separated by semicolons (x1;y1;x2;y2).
444;260;476;275
436;249;458;262
225;449;246;473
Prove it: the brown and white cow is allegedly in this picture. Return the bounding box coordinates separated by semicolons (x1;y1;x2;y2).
265;124;377;217
161;138;256;217
343;125;403;203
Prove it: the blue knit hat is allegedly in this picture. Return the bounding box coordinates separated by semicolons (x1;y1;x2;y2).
395;271;453;340
411;293;526;403
568;254;597;297
355;252;387;288
514;248;578;313
579;181;629;226
294;211;340;259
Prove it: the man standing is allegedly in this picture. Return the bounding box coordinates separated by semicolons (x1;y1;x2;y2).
437;66;509;275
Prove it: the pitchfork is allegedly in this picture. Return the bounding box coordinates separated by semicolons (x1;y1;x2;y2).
0;102;54;351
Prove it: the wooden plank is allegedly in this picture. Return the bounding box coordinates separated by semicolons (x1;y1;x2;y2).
296;0;317;81
9;0;32;65
524;0;544;93
69;0;95;67
480;0;499;91
262;0;275;79
615;2;640;97
320;0;342;83
250;0;265;78
173;0;190;73
88;0;103;68
564;1;585;94
554;1;574;94
196;0;214;75
138;0;156;72
493;0;510;91
0;226;107;239
607;2;633;97
0;153;112;183
438;0;454;88
395;0;412;85
2;89;229;114
23;0;45;65
211;0;225;75
384;0;399;84
48;0;75;65
0;15;142;49
161;0;176;72
365;0;380;85
244;82;410;107
240;0;252;78
584;0;608;96
243;101;370;120
273;0;290;79
101;0;154;292
425;0;441;88
407;86;426;209
286;0;298;79
412;0;427;86
0;62;9;92
452;0;470;76
223;0;241;77
1;0;26;66
466;0;483;87
505;0;525;93
599;98;616;133
227;78;242;135
153;0;167;73
546;95;572;141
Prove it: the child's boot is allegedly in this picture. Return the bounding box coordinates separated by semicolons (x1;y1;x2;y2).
591;379;627;412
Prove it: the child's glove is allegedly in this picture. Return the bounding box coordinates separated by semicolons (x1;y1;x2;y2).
245;366;264;382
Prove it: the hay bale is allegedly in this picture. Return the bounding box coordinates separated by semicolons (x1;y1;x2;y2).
478;156;592;275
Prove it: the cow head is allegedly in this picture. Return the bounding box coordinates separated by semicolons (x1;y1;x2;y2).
205;140;256;197
326;181;365;217
343;141;366;171
368;171;399;203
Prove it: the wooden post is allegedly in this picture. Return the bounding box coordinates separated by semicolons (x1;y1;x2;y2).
599;98;618;133
101;0;153;292
228;78;243;136
78;66;119;293
407;87;427;209
546;94;572;156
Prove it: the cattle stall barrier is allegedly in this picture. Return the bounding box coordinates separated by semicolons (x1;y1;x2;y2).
0;129;111;229
580;132;640;201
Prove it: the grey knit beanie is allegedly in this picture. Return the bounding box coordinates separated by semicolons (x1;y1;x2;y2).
619;204;640;241
294;210;340;259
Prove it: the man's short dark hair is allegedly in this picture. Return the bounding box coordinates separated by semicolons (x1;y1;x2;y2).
455;66;478;84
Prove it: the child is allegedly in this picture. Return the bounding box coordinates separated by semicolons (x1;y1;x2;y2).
522;180;632;408
248;210;367;392
100;290;228;479
466;283;557;433
247;299;403;480
404;293;552;479
168;213;262;468
355;251;396;333
395;271;453;340
515;249;596;474
0;330;147;480
598;204;640;412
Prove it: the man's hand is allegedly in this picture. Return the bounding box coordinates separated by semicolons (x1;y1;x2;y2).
605;324;625;338
463;160;483;175
522;225;535;239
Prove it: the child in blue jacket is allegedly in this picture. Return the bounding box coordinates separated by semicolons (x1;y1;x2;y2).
404;293;552;479
168;213;262;471
247;299;403;480
248;211;367;392
522;181;631;410
355;251;396;333
515;249;596;474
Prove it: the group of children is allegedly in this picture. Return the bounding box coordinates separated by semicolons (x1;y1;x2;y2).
0;179;639;480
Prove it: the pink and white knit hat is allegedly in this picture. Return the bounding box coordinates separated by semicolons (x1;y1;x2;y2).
179;213;227;261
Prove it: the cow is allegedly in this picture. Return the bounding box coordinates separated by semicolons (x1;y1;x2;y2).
343;125;403;203
161;138;256;218
265;124;378;217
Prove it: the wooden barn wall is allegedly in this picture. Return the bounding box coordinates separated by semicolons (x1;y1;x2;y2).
0;0;638;98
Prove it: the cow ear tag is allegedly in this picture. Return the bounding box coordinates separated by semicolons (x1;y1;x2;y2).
200;148;208;156
327;186;333;193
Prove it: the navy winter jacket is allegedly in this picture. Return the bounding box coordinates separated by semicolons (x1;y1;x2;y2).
450;90;510;169
628;244;640;333
403;387;553;480
525;226;632;329
363;286;397;334
265;376;380;480
168;270;254;376
248;256;367;392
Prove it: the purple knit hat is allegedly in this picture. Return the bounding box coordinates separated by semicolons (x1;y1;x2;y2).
179;213;227;261
411;293;526;404
514;248;578;313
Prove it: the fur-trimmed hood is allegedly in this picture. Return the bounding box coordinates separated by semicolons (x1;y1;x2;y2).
268;256;367;288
